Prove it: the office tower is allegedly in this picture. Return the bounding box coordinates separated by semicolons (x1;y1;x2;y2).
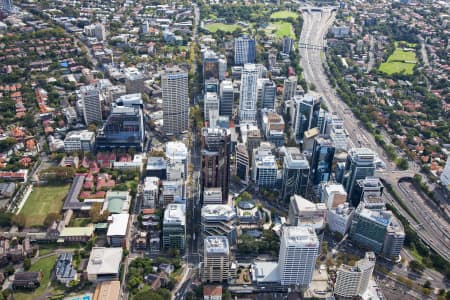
278;226;319;287
252;144;277;188
342;148;376;201
81;85;102;125
161;180;184;206
310;137;335;185
202;236;230;283
334;252;376;298
146;157;167;179
143;177;159;209
0;0;12;12
317;109;329;134
282;36;294;54
293;94;321;143
166;141;188;179
218;55;227;80
64;130;96;153
203;188;223;205
288;195;327;231
204;92;220;123
162;203;186;251
302;128;320;155
351;177;384;208
234;36;256;65
282;147;310;202
201;205;237;244
205;79;219;94
260;80;276;109
350;202;404;259
283;76;297;101
246;127;262;162
261;109;285;147
441;158;450;191
201;128;231;203
124;68;146;94
235;143;249;183
162;69;189;135
255;64;268;78
321;182;347;209
96;105;145;151
219;80;233;118
328;203;354;235
203;50;219;84
95;23;106;41
329;117;348;151
239;64;258;123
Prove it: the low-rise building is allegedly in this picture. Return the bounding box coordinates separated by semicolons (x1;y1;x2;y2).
93;280;121;300
328;203;354;235
288;195;327;231
203;188;223;205
163;204;186;251
13;272;42;289
143;177;160;209
86;247;123;282
64;130;96;153
59;226;95;243
107;214;129;247
55;253;77;285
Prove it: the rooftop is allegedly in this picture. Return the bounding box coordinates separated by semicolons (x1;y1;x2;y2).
202;204;236;220
163;203;186;225
59;226;94;237
86;247;123;276
93;280;121;300
107;214;129;237
283;225;319;247
204;236;229;254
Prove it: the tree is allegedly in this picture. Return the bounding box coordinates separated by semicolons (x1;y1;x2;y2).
23;258;31;271
423;280;432;289
89;203;109;222
132;290;164;300
240;191;252;201
11;214;26;229
409;260;425;274
396;158;409;170
44;212;60;227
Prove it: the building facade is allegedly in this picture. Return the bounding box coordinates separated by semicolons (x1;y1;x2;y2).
281;147;310;202
234;36;256;65
202;236;230;283
162;69;189;135
239;64;258;123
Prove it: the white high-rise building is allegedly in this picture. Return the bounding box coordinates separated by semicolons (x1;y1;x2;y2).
202;236;230;283
162;69;189;135
283;76;297;101
239;64;258;123
441;159;450;191
278;226;319;287
334;252;376;298
81;85;102;125
143;177;159;208
204;92;220;123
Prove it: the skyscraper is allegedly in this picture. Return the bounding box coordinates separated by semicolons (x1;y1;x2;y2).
162;203;186;251
162;69;189;135
282;147;310;202
234;36;256;65
235;143;249;183
278;226;319;287
202;236;231;283
260;80;276;109
310;137;335;185
342;148;376;201
204;92;219;123
282;36;294;54
334;252;376;298
283;76;297;101
81;85;102;126
351;176;384;208
239;64;258;123
201;128;231;203
293;94;321;143
219;80;233;118
203;50;219;85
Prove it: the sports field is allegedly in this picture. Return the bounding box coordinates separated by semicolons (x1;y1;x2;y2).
204;23;241;33
266;21;295;39
379;42;417;75
270;10;297;19
19;185;70;227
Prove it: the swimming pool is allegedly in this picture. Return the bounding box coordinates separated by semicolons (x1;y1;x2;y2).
69;295;91;300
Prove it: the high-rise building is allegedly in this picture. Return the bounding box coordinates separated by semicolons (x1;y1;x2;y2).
234;36;256;65
235;143;249;183
288;195;327;231
143;177;159;209
321;182;347;209
0;0;13;12
162;204;186;251
166;141;188;180
328;203;354;235
329;117;348;151
96;105;145;151
334;252;376;298
81;85;102;126
203;50;219;84
162;69;189;135
204;92;220;123
95;23;106;41
124;67;147;94
278;226;319;287
351;177;384;208
342;148;376;201
282;36;294;54
218;55;227;80
310;137;335;185
64;130;96;153
293;94;321;143
201;128;231;203
261;109;285;147
252;144;278;188
239;64;258;123
441;159;450;191
283;76;297;101
219;80;234;118
260;80;276;109
202;236;230;283
201;205;237;244
281;147;310;202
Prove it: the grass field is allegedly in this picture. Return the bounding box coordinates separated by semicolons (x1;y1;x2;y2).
13;255;58;300
266;21;295;39
19;185;70;227
270;10;297;19
204;23;241;33
379;41;417;75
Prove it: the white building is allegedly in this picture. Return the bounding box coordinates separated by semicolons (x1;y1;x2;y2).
95;23;106;41
143;177;159;209
329;117;348;152
162;68;189;135
278;226;319;287
201;204;237;244
283;76;297;101
252;144;278;188
441;159;450;191
113;154;145;171
80;85;102;125
334;252;376;298
288;195;327;231
202;236;230;283
106;213;129;247
203;187;223;205
166;141;188;180
161;180;184;206
64;130;95;153
204;92;220;123
239;64;258;123
328;203;354;235
86;247;123;282
321;182;347;209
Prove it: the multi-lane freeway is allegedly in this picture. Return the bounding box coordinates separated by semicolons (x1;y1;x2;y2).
298;7;450;261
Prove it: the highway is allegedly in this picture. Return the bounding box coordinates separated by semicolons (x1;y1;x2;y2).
298;7;450;262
